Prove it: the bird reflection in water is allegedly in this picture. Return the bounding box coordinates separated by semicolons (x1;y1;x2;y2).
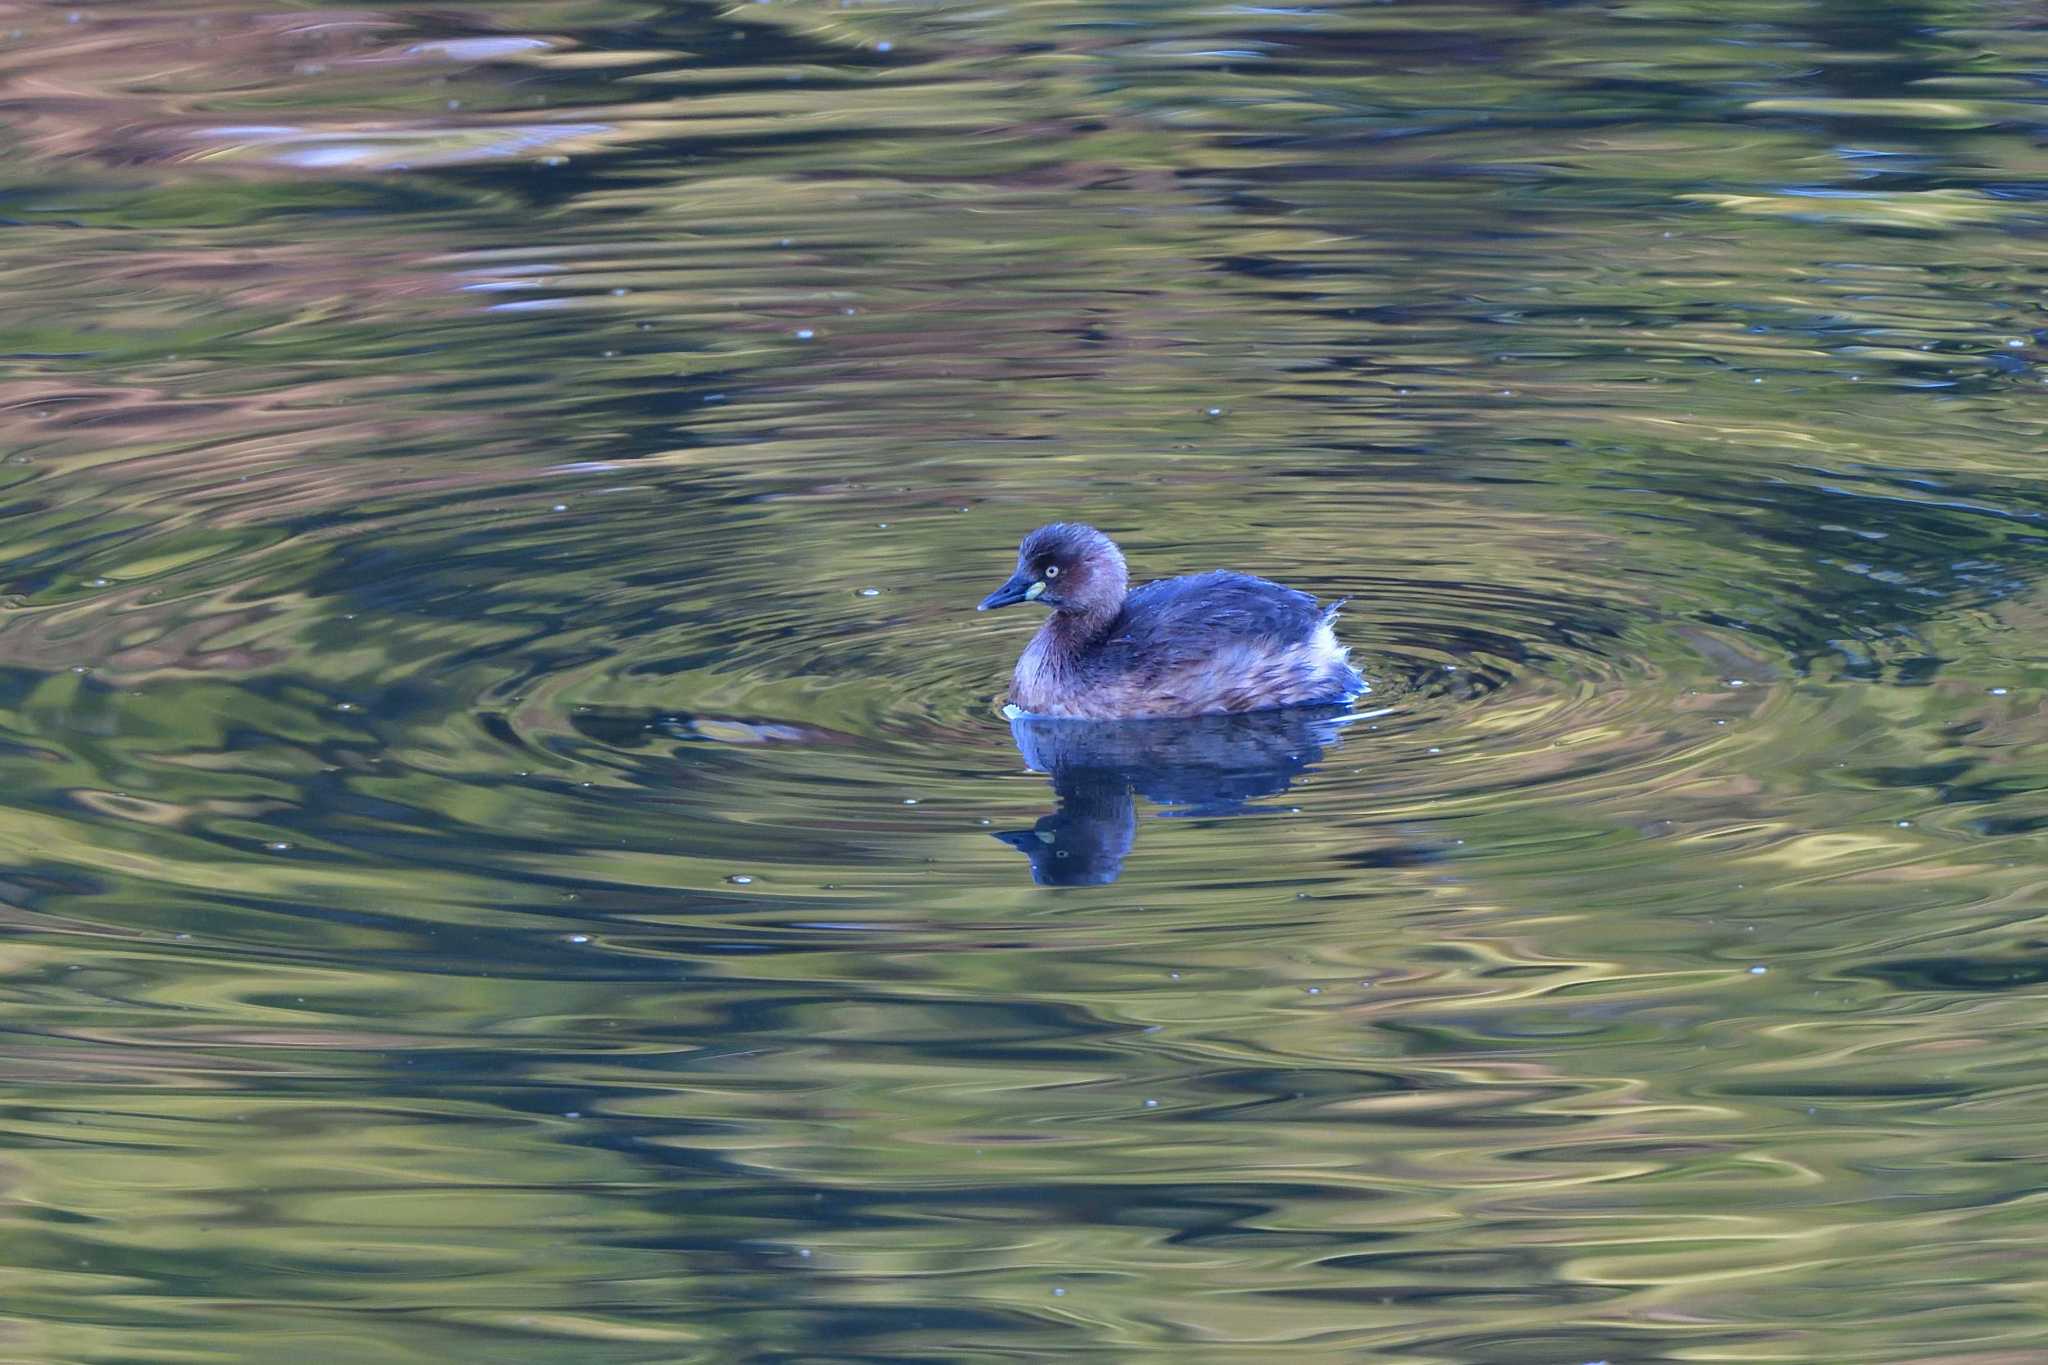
994;705;1359;884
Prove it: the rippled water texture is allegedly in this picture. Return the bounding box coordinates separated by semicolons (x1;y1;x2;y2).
5;0;2048;1359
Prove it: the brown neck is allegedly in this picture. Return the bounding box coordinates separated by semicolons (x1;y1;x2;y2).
1037;602;1118;659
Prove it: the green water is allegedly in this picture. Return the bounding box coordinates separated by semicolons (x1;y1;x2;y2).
3;0;2048;1359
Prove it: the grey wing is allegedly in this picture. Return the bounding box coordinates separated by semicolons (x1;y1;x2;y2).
1105;572;1328;670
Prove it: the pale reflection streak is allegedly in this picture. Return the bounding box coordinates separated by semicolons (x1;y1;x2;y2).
0;0;2042;1359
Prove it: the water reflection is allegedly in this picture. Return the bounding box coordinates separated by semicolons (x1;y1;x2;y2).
996;706;1356;884
7;0;2048;1358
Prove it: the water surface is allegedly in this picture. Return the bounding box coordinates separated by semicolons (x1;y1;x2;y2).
4;0;2048;1360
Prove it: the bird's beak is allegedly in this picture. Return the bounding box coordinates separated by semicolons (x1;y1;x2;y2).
977;570;1046;611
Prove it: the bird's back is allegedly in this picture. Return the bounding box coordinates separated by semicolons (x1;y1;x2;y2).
1045;571;1361;718
1112;572;1327;663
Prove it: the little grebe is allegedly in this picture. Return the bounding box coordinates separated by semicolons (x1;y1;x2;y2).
977;523;1365;718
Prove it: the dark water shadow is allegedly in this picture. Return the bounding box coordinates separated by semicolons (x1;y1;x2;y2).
995;705;1358;885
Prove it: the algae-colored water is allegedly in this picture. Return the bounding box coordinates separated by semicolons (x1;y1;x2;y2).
2;1;2047;1360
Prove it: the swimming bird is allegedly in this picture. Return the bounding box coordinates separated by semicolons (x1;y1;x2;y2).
977;523;1365;718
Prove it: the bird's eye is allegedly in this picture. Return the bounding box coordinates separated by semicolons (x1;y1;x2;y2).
1044;564;1060;579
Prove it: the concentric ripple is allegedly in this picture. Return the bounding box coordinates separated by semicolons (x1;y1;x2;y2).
3;1;2048;1361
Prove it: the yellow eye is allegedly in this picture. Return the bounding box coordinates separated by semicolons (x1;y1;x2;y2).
1044;565;1060;579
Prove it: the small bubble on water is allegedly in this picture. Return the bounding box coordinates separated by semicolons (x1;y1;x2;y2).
174;933;192;941
1050;1286;1065;1297
1427;746;1441;754
567;934;590;944
798;1247;812;1258
878;522;889;528
1989;687;2009;696
267;842;291;852
1169;971;1181;980
1305;986;1321;995
876;39;893;52
564;1111;581;1119
1897;820;1912;828
2009;338;2026;348
1143;1098;1159;1108
88;578;109;588
728;874;755;885
1727;678;1746;687
794;328;815;340
857;587;880;597
552;503;568;512
336;702;353;711
1748;965;1768;975
541;155;567;167
903;798;918;805
446;98;461;110
976;818;991;826
1205;406;1224;416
